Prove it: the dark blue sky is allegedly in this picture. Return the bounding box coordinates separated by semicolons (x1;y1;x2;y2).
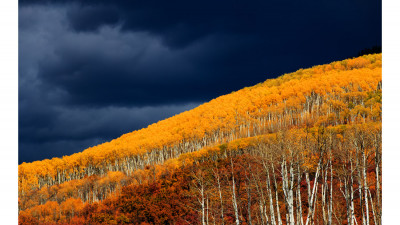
19;0;381;163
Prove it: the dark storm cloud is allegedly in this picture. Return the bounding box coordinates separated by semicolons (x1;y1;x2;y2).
19;0;381;163
37;29;272;107
20;1;382;107
20;0;382;49
18;5;204;163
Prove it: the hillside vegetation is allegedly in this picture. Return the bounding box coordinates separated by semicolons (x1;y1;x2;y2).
19;54;381;225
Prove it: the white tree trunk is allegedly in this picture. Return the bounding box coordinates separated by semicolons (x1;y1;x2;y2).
305;160;321;225
281;159;295;225
266;166;277;225
231;159;240;225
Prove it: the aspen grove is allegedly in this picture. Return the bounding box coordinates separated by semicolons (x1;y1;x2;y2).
19;54;381;225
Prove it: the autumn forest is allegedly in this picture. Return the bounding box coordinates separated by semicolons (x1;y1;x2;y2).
18;54;382;225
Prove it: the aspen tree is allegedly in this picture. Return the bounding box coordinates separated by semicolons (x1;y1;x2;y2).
304;127;325;225
230;157;240;225
251;169;269;225
296;163;304;225
192;166;207;225
212;166;225;225
278;133;295;225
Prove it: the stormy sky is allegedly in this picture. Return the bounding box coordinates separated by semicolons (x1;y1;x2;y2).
19;0;381;164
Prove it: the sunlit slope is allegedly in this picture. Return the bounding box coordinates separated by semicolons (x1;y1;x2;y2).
19;54;382;195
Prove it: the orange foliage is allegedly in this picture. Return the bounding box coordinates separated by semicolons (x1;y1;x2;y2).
19;54;382;223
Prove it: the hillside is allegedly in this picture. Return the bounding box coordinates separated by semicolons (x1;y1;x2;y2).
19;54;382;225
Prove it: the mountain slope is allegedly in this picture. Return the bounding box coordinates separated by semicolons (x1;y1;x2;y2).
19;54;382;225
